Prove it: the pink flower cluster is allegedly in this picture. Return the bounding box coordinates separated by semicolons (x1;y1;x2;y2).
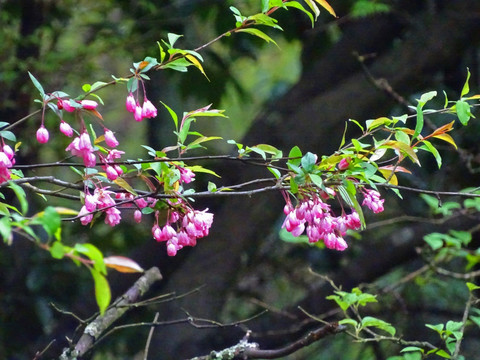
282;187;385;251
66;132;97;167
125;93;157;121
79;187;121;227
152;207;214;256
283;194;361;251
0;145;15;183
362;189;384;213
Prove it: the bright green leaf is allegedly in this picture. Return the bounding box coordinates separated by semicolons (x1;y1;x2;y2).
90;268;111;315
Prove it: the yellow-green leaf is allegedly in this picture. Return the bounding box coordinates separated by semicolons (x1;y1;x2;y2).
113;177;138;196
433;133;457;149
186;54;209;80
314;0;337;17
378;169;398;185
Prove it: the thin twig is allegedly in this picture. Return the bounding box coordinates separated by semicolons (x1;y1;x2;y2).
143;312;159;360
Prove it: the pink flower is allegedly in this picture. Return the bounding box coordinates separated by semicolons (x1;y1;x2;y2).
36;126;49;144
126;93;136;113
105;207;121;226
60;121;74;137
362;189;384;213
81;99;98;110
79;205;93;225
142;99;157;119
179;167;195;183
104;130;119;148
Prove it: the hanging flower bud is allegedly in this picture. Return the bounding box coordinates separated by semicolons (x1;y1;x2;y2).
36;126;49;144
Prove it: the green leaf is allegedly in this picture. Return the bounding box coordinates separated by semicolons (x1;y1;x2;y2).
288;146;302;166
267;166;281;179
161;102;178;130
279;228;310;244
466;282;480;292
309;174;323;189
37;206;61;239
50;241;67;259
8;182;28;214
285;1;315;26
28;72;45;98
167;33;183;47
361;316;396;336
0;216;12;244
187;165;220;178
90;268;111;315
414;103;424;139
75;243;106;275
401;347;424;353
419;140;442;168
236;28;278;46
0;130;17;142
207;181;217;192
456;100;472;125
418;91;437;105
423;233;445;250
301;152;317;173
461;68;471;97
338;318;358;327
126;77;138;93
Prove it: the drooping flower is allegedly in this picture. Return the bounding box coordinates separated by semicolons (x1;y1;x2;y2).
59;121;74;137
134;103;143;121
126;93;136;113
36;126;49;144
104;129;119;148
142;99;157;119
81;99;98;110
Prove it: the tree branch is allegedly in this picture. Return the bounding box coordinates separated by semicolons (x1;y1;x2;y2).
60;267;162;359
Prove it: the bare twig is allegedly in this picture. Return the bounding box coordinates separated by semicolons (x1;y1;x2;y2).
143;312;159;360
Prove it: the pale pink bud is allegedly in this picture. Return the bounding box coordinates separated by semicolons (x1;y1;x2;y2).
0;152;12;168
167;242;178;256
81;99;98;110
134;104;143;121
134;209;142;223
36;126;49;144
126;93;136;113
106;166;119;180
3;145;14;161
104;130;119;148
60;121;74;137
